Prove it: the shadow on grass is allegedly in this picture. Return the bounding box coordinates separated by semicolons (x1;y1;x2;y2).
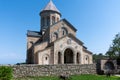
117;77;120;80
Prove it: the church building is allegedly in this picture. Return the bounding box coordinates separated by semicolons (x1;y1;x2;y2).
26;0;93;65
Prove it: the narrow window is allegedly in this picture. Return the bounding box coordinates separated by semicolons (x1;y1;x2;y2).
57;18;59;22
45;57;47;60
77;53;80;64
58;52;61;64
62;27;68;36
52;16;55;24
47;16;50;26
41;17;45;26
85;55;89;64
63;30;65;35
53;32;58;41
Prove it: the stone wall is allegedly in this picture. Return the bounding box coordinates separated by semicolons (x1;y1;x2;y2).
9;64;96;78
96;59;118;74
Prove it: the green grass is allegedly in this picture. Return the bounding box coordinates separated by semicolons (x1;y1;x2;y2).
71;74;120;80
14;74;120;80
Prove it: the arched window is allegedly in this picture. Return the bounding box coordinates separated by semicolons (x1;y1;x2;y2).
61;27;68;36
42;54;49;65
63;30;66;35
58;52;61;64
57;17;59;22
52;16;55;24
47;16;50;26
76;53;80;64
41;17;45;26
84;55;89;64
53;32;58;41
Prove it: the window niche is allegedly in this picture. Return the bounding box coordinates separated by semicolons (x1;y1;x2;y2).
77;53;80;64
58;52;61;64
53;32;58;41
57;17;59;22
41;17;45;27
85;55;89;64
52;16;55;24
61;27;68;36
47;16;50;26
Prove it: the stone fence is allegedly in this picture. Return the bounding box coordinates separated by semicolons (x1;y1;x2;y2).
1;64;96;78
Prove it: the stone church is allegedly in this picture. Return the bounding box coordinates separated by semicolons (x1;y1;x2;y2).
26;0;93;65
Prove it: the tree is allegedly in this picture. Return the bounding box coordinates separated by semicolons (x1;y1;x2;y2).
93;53;107;63
106;33;120;59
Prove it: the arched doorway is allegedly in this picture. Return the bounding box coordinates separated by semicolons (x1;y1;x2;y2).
64;48;73;64
76;53;80;64
58;52;61;64
104;61;115;70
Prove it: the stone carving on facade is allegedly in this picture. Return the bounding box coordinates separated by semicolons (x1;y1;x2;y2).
67;39;72;44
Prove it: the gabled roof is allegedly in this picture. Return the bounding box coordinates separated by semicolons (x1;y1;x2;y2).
67;34;83;45
83;47;93;54
27;30;41;37
63;19;77;32
41;0;60;15
50;19;77;32
54;33;84;46
54;33;92;54
42;18;77;36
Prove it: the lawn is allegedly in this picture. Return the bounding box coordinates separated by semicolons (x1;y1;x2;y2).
71;74;120;80
14;74;120;80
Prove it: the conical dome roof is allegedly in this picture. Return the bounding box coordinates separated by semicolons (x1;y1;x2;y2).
40;0;61;15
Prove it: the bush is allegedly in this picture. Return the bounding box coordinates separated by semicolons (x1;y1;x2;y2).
0;66;13;80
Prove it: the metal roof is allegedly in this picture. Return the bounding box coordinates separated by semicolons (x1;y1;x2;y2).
27;30;41;37
41;0;60;13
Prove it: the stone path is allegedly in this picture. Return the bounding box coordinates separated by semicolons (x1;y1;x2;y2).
115;75;120;77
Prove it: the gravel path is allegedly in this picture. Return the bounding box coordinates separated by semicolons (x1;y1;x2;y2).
115;75;120;77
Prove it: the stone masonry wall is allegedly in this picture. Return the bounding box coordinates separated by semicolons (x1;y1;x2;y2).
9;64;96;78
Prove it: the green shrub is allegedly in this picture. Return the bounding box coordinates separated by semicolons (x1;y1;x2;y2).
0;66;13;80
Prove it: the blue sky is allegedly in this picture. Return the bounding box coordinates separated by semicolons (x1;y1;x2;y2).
0;0;120;64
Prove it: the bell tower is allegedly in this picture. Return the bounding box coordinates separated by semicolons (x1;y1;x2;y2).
40;0;61;34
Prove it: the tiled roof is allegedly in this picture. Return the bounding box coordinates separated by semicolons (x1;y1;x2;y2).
63;19;77;32
27;30;41;37
41;0;60;13
83;48;93;54
50;19;77;32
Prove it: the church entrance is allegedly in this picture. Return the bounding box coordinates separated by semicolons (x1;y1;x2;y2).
64;48;73;64
104;61;115;70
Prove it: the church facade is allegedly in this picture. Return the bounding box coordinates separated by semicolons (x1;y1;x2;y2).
26;0;93;65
